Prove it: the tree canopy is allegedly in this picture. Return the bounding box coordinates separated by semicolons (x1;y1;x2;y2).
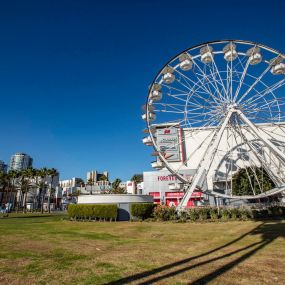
232;167;275;196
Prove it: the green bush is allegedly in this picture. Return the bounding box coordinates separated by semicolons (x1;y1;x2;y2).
187;208;199;222
239;207;252;221
228;208;239;220
179;210;188;222
67;204;117;221
131;203;155;220
209;207;218;221
153;205;177;221
220;208;230;221
197;207;209;221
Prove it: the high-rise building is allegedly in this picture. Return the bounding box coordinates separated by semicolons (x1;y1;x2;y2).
0;160;8;173
9;153;33;171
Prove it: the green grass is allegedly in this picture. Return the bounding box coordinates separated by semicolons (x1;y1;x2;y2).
0;214;284;284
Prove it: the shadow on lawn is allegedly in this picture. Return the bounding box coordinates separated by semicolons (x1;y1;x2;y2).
106;221;285;285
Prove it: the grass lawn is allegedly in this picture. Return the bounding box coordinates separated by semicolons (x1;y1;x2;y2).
0;214;284;285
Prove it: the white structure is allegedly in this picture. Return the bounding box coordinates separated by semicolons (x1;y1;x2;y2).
87;170;109;183
78;194;154;221
59;177;82;195
126;181;136;194
78;194;153;204
143;40;285;208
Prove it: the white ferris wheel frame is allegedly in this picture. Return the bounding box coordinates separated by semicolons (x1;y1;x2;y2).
144;40;285;208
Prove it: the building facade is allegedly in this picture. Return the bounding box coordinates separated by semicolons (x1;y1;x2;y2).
87;170;109;184
144;123;285;206
10;153;33;171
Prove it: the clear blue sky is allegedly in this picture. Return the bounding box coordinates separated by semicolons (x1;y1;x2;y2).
0;0;284;181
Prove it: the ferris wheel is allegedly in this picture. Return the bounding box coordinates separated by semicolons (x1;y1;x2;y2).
142;40;285;208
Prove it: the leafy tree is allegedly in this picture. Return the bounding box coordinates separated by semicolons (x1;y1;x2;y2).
112;178;122;190
86;178;94;186
131;174;143;194
232;167;275;196
98;174;108;181
76;178;85;187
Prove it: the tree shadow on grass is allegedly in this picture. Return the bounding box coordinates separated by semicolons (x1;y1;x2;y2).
105;221;285;285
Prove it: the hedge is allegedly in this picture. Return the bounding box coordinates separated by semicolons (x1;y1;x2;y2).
131;203;155;220
67;204;117;221
152;205;285;222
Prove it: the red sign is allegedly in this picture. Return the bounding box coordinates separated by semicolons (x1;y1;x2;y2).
149;192;160;197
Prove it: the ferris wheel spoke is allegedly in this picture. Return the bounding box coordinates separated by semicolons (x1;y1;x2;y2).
233;59;250;102
154;103;186;113
241;78;285;107
209;56;228;99
243;98;285;112
175;68;224;106
237;64;274;104
205;66;228;102
191;59;226;103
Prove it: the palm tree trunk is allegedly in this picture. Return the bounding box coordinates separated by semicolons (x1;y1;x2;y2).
47;190;51;213
23;192;27;213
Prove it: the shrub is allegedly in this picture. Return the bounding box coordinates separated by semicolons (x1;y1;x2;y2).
197;207;209;221
228;208;239;220
268;206;283;217
239;207;252;221
209;207;218;221
131;203;155;220
168;206;177;221
187;208;199;222
220;208;230;221
67;204;117;221
153;205;177;221
179;210;188;222
251;208;268;219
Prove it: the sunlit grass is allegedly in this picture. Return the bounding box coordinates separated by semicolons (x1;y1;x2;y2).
0;214;284;284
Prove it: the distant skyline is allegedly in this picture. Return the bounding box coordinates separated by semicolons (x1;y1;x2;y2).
0;0;284;180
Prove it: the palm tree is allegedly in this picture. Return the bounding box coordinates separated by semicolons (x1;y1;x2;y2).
7;170;19;212
36;168;49;213
47;168;58;213
21;168;36;212
131;174;143;194
99;174;108;181
0;171;9;207
112;178;122;190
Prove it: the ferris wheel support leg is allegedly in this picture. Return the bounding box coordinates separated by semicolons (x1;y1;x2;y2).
237;110;285;165
177;110;234;210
